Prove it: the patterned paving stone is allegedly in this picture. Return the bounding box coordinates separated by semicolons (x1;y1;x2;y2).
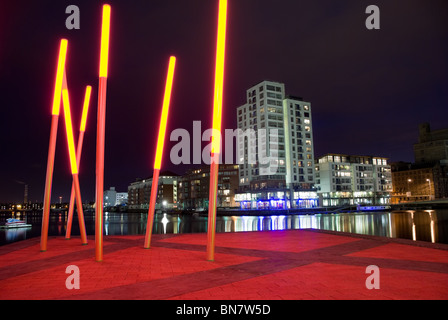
0;230;447;300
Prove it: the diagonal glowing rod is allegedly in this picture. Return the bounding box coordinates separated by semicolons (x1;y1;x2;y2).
95;4;111;262
154;56;176;171
52;40;68;116
207;0;227;261
61;78;78;175
61;77;88;245
80;86;92;132
66;86;92;240
41;39;68;252
144;56;176;249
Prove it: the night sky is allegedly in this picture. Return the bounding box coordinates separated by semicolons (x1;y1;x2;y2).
1;0;447;203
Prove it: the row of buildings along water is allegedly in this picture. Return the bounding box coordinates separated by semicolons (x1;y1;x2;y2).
116;80;448;211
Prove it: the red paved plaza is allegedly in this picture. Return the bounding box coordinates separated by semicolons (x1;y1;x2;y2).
1;229;447;300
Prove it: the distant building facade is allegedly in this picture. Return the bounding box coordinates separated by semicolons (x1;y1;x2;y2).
391;161;448;203
116;192;128;206
104;187;128;207
414;123;448;164
315;154;392;206
177;164;239;209
392;123;448;203
104;187;117;207
127;171;178;210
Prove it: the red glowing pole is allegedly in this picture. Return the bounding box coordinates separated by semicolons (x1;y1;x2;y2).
95;4;111;261
207;0;227;261
144;56;176;249
66;86;92;239
61;77;88;245
144;168;160;248
40;39;68;252
65;184;76;239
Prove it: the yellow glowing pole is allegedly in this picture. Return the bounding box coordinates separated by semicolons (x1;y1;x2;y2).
41;39;68;252
144;56;176;249
66;86;92;239
61;75;88;245
207;0;227;261
95;4;111;261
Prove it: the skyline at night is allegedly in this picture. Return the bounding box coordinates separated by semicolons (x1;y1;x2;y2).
1;0;447;203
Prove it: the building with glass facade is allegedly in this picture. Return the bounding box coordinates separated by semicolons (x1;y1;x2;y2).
315;154;392;206
235;80;318;209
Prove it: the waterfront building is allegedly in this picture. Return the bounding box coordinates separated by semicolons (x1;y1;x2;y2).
177;164;239;210
391;160;448;203
391;123;448;203
115;192;128;206
103;187;128;207
235;80;318;209
127;171;178;210
104;187;117;207
315;154;392;206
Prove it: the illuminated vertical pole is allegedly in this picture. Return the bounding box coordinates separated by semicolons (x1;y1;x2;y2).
40;39;68;252
66;86;92;239
144;56;176;249
61;76;88;245
95;4;111;261
207;0;227;261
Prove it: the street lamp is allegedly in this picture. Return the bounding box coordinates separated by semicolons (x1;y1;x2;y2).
426;178;432;200
407;179;412;202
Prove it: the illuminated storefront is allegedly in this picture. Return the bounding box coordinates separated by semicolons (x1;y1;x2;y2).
235;190;318;210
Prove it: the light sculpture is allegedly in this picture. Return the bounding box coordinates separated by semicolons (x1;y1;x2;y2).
207;0;228;261
144;56;176;249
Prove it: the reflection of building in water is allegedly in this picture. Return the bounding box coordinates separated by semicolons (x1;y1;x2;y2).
388;210;438;243
315;154;392;206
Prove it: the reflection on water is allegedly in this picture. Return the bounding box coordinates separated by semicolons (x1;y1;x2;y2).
1;209;447;245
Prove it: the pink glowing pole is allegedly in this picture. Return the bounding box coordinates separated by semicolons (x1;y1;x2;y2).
65;86;92;239
40;39;68;252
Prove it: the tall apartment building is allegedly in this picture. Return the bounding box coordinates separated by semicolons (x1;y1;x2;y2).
315;154;392;206
235;80;318;209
